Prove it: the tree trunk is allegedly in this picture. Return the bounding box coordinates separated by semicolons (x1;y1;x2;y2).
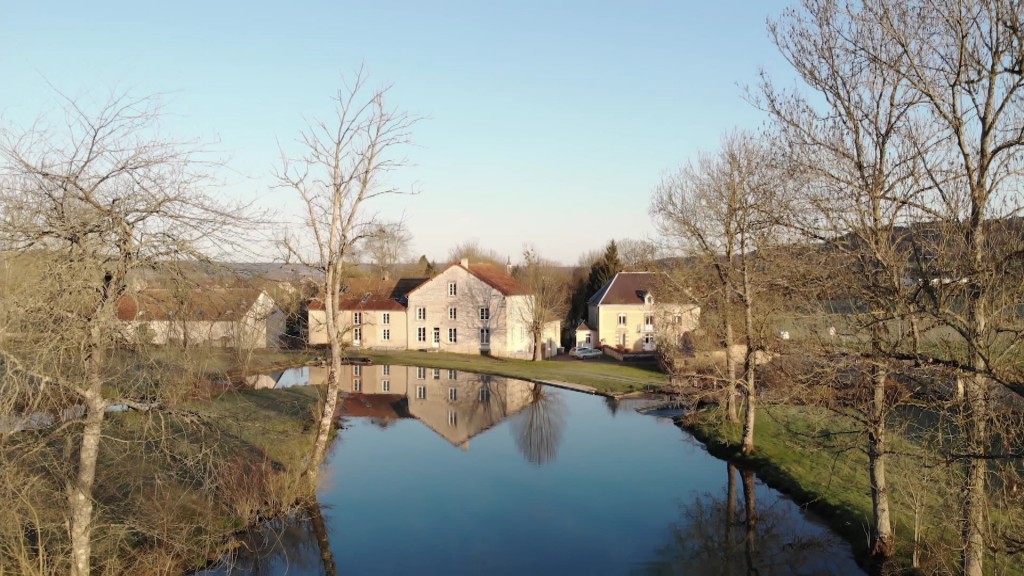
962;372;989;576
532;327;543;361
307;356;341;489
69;393;105;576
868;363;894;561
307;501;338;576
740;260;756;455
723;311;739;423
742;468;758;573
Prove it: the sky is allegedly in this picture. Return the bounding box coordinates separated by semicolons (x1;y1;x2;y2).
2;1;796;266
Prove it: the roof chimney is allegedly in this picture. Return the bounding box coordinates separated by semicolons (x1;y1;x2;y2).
460;257;469;267
506;256;513;275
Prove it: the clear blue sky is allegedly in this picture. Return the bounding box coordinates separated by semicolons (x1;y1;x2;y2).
2;0;794;265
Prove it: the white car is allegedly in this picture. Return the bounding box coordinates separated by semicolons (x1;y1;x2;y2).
571;347;604;359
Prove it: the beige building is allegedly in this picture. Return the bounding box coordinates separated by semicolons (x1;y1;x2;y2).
309;259;560;359
118;288;285;348
584;271;699;352
307;278;425;348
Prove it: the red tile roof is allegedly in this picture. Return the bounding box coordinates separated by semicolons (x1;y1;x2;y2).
308;277;427;311
117;288;263;321
462;263;528;296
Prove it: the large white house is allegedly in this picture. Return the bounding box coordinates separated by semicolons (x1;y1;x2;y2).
308;259;560;359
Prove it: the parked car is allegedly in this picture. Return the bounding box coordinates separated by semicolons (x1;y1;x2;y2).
571;347;604;359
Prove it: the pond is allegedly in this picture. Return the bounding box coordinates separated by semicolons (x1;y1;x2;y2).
202;365;864;576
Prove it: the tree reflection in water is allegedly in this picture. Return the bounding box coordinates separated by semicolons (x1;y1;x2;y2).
203;501;337;576
511;385;567;465
639;463;855;576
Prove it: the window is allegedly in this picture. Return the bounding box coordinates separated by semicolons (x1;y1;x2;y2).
448;282;457;296
382;380;391;392
479;307;490;321
416;385;426;399
417;367;427;379
352;327;362;343
448;369;457;380
644;314;655;326
415;307;426;320
433;327;440;344
448;410;457;427
619;333;627;346
644;335;655;346
353;365;362;376
673;313;682;325
448;328;457;343
480;328;490;345
479;388;490;401
382;364;390;376
382;312;390;325
382;328;390;341
353;312;362;324
618;314;627;326
353;379;361;392
417;327;426;342
448;307;457;320
448;387;457;400
584;333;592;344
433;368;441;380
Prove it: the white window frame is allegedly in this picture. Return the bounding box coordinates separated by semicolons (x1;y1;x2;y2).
448;282;457;297
381;328;390;341
448;307;457;320
618;314;627;326
417;327;426;343
415;307;426;320
382;312;390;325
353;365;362;376
417;367;427;380
479;307;490;321
352;327;362;343
448;328;457;343
382;364;390;376
416;385;426;399
448;387;457;400
448;369;457;380
353;379;361;392
644;314;655;326
480;327;490;344
382;380;391;392
448;410;457;427
353;311;362;324
433;327;440;344
433;368;441;380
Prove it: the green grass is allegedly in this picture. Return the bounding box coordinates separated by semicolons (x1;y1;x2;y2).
350;349;667;395
683;405;1022;575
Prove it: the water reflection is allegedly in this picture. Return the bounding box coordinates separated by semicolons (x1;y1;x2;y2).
202;502;336;576
268;365;565;460
640;463;853;576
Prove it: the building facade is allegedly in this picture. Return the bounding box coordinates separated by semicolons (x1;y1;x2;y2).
586;272;699;352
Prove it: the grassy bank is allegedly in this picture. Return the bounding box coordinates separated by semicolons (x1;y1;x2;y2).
354;350;667;395
680;405;1022;576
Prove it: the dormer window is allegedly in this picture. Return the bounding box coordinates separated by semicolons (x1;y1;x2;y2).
644;293;653;305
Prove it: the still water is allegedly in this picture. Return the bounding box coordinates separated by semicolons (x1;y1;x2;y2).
204;365;863;576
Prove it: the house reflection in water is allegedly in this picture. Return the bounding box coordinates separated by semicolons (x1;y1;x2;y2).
308;365;537;451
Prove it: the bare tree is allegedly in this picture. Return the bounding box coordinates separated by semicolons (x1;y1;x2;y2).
652;131;784;449
0;92;251;576
276;69;416;488
759;0;931;561
362;220;411;280
515;247;569;361
860;2;1024;573
446;240;505;266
